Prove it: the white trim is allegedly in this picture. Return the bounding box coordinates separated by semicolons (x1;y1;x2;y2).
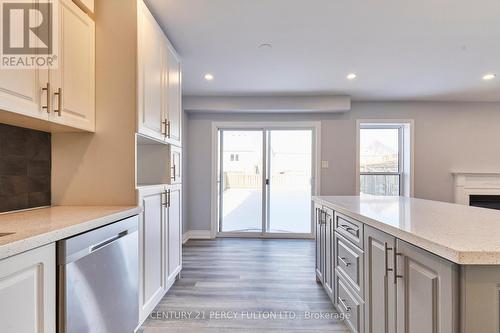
355;119;415;197
210;121;321;239
453;173;500;205
182;230;212;244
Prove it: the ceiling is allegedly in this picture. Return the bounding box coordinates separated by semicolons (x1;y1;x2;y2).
147;0;500;101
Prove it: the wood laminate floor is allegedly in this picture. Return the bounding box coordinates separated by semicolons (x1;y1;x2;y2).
139;238;349;333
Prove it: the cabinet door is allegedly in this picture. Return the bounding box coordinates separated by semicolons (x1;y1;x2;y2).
138;187;166;322
0;69;48;121
324;207;334;298
314;204;324;282
170;145;182;184
164;44;182;146
0;0;48;122
49;0;95;131
364;226;396;333
137;0;164;141
0;243;55;333
396;240;458;333
166;185;182;284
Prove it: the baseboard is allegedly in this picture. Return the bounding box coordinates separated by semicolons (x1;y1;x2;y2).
182;230;212;243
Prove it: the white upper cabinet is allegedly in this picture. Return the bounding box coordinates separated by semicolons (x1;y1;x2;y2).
49;0;95;131
0;0;95;132
164;44;182;146
138;0;182;145
0;69;48;121
137;0;165;141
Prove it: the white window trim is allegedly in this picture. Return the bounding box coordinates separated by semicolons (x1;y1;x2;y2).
355;119;414;197
210;121;321;239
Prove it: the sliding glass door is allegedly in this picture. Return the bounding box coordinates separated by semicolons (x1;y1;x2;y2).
218;128;314;237
219;130;264;233
267;130;312;233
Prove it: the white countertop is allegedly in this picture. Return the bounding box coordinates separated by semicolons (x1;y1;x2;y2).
313;196;500;265
0;206;142;260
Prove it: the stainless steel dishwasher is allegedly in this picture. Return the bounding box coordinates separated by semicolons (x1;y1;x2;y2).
58;215;139;333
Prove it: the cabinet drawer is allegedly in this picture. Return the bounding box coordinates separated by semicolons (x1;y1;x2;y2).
336;274;363;333
335;232;364;297
335;212;364;249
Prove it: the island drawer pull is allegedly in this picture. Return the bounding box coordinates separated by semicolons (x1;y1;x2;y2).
394;248;404;283
338;297;351;312
385;242;393;277
339;256;351;267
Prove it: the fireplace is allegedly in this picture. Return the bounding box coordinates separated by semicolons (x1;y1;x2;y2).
453;172;500;207
469;195;500;210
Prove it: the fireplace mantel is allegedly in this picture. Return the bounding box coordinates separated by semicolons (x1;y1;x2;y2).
453;172;500;205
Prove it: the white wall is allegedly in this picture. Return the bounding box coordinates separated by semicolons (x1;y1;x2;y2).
185;101;500;231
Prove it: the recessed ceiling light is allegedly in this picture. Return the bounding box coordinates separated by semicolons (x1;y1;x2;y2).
259;43;272;49
483;73;496;81
347;73;357;80
204;73;214;81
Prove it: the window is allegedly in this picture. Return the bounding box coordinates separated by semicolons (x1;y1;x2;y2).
358;122;412;196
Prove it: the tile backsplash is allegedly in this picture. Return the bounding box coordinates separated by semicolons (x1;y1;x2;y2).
0;124;51;212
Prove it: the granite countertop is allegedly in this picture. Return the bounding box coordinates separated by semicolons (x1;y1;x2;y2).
313;196;500;265
0;205;142;260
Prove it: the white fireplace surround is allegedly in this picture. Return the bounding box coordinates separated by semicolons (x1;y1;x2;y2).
453;172;500;205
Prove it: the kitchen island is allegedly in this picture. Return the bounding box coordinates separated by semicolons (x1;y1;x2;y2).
313;196;500;333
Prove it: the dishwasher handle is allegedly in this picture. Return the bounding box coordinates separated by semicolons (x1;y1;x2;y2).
90;230;129;253
57;216;139;265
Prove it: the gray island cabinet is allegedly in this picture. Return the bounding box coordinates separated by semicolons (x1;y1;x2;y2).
314;196;500;333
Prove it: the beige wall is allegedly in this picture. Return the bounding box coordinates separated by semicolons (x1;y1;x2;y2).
185;101;500;231
52;0;138;205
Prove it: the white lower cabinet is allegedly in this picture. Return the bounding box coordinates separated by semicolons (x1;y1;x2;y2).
0;244;56;333
138;184;182;323
316;208;459;333
138;186;166;323
166;184;182;285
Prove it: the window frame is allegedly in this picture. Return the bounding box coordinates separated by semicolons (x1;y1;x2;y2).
356;120;414;197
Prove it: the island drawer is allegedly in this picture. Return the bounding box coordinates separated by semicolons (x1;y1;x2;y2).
335;212;364;249
335;232;364;297
336;274;363;333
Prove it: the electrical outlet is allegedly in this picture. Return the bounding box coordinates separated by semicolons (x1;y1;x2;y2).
321;160;329;168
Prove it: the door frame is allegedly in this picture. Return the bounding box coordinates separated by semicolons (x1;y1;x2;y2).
210;121;321;239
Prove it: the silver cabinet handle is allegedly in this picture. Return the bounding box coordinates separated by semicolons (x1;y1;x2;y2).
338;297;351;312
394;246;404;283
171;164;176;181
339;257;351;267
54;87;62;116
340;224;355;232
42;82;50;113
384;242;393;277
162;119;171;138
